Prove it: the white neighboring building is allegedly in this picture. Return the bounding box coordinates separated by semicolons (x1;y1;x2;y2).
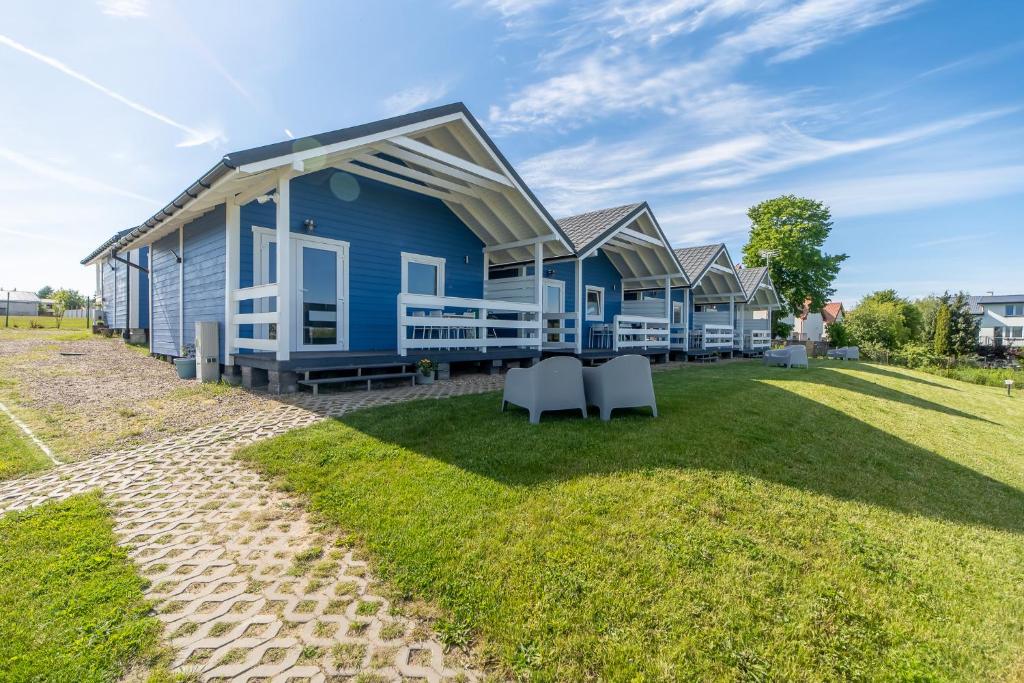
0;290;41;316
786;300;844;342
974;294;1024;348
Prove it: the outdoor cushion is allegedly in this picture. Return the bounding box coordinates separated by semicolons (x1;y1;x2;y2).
582;354;658;421
501;356;587;425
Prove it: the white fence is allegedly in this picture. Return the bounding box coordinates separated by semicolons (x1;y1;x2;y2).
621;298;668;319
542;311;578;350
230;283;279;353
748;329;771;349
690;324;733;351
483;276;536;305
398;292;542;356
611;315;669;351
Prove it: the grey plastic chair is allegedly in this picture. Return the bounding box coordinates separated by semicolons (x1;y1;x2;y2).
501;356;587;424
764;346;808;368
582;354;657;421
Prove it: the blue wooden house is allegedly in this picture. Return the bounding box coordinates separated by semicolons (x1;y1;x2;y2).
531;203;687;362
81;103;586;392
670;244;745;358
734;266;782;355
81;228;149;340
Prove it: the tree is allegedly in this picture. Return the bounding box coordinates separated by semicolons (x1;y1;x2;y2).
50;289;85;329
845;293;910;350
947;292;979;357
826;318;850;347
36;285;53;299
933;303;951;356
915;295;942;345
742;195;847;318
861;290;924;341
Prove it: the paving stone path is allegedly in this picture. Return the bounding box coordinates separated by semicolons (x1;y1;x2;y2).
0;375;505;682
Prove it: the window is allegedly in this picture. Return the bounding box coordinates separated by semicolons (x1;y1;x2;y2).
672;301;683;325
401;252;445;296
695;303;721;313
1012;326;1023;339
1006;304;1024;317
586;286;604;321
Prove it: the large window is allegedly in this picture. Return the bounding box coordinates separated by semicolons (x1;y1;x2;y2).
586;286;605;321
402;252;445;296
1006;304;1024;317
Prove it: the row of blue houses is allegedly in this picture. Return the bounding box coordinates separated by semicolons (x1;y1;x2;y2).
82;103;781;393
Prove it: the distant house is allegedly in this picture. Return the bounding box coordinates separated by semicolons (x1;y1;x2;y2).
0;290;42;316
790;300;844;342
975;294;1024;348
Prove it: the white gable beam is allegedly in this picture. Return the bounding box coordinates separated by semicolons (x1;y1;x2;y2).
618;227;663;247
352;154;481;198
334;162;464;205
389;135;512;187
371;141;511;193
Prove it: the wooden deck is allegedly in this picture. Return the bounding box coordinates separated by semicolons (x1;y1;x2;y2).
233;348;541;373
543;346;670;364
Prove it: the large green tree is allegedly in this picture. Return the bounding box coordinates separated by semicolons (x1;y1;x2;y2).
845;293;911;350
742;195;847;317
861;290;924;341
946;292;980;356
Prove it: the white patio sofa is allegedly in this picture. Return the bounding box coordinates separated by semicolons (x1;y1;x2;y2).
582;354;658;421
827;346;860;361
764;345;809;368
501;356;587;424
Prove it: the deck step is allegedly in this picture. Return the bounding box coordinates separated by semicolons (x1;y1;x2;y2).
298;372;417;395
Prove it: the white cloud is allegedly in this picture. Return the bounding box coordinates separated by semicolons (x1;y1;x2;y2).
97;0;148;17
382;83;451;116
914;233;993;248
0;33;224;148
489;0;923;132
0;147;160;204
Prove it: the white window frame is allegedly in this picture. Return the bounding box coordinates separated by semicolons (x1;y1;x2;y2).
585;285;605;322
401;252;446;296
672;301;684;325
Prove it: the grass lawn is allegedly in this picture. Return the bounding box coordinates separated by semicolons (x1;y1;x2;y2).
0;407;51;480
1;315;88;330
0;493;163;680
240;360;1024;681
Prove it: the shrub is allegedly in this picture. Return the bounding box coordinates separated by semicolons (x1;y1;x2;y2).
891;343;944;369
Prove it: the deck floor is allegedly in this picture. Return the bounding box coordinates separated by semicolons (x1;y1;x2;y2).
234;348;540;373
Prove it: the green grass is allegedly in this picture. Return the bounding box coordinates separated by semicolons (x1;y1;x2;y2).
920;363;1024;388
240;360;1024;681
0;406;51;480
0;493;162;680
1;315;88;330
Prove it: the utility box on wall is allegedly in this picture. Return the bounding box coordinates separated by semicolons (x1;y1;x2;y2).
194;321;220;383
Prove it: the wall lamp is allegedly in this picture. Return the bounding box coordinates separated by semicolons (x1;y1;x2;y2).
303;218;316;232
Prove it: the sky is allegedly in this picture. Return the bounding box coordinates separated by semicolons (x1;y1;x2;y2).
1;0;1022;305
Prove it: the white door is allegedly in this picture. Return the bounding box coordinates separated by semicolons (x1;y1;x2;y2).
543;278;565;344
253;229;349;352
292;236;348;351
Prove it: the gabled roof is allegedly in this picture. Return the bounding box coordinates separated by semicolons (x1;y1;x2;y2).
674;243;743;300
555;202;687;286
821;301;844;324
557;203;643;252
82;102;573;266
967;295;983;315
1;290;41;303
736;266;767;298
674;244;725;284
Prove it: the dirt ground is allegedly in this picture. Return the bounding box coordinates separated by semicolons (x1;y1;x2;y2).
0;330;286;461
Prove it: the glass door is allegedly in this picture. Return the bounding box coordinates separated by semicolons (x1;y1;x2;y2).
292;236;348;351
543;279;564;344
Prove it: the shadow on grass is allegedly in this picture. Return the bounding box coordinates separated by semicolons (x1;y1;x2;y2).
827;360;960;391
335;362;1024;534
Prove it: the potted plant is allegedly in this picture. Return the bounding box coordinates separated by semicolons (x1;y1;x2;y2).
416;358;436;385
174;345;197;380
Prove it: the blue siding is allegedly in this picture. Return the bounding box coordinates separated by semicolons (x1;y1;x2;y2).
238;169;485;352
150;232;180;356
182;206;227;358
545;251;623;345
114;256;128;328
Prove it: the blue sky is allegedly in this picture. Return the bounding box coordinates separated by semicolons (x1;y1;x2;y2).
1;0;1021;304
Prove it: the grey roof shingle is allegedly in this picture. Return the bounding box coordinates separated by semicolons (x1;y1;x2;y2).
978;294;1024;305
1;290;41;303
736;266;767;299
673;244;724;282
556;203;644;252
967;295;983;315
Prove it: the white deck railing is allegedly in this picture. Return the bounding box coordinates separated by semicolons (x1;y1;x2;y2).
612;315;670;351
542;311;578;350
483;276;535;304
230;284;279;353
621;298;668;318
748;329;771;349
670;324;688;350
398;292;541;356
689;324;733;351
